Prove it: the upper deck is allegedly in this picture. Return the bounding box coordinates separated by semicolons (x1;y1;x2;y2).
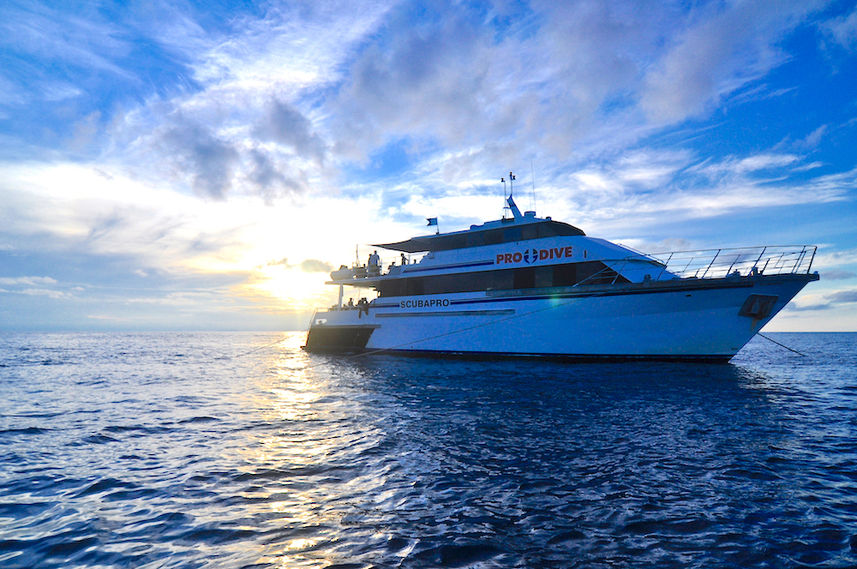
325;195;817;295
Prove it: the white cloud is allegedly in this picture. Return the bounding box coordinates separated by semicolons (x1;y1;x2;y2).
734;154;800;172
641;0;825;123
823;7;857;51
0;276;58;286
0;2;132;80
813;247;857;269
0;276;68;300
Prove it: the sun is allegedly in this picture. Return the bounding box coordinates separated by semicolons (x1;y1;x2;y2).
250;264;337;310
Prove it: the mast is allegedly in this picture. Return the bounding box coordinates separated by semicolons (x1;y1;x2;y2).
503;171;522;220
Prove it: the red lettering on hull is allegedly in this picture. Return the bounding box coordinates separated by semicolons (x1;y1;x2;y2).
495;245;574;264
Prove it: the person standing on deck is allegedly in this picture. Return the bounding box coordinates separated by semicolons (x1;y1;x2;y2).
368;250;381;276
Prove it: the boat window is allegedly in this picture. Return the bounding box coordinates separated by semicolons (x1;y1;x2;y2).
411;278;426;295
483;229;505;245
513;267;534;289
375;261;627;297
463;233;477;247
521;225;539;240
503;227;522;242
534;267;553;288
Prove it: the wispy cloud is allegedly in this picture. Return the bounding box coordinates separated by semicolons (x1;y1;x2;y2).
640;0;825;122
0;276;68;299
822;269;856;280
789;287;857;311
821;6;857;51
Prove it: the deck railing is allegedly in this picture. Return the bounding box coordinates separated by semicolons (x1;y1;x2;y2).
576;245;817;287
647;245;817;280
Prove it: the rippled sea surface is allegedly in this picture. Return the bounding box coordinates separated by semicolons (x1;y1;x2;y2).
2;332;857;568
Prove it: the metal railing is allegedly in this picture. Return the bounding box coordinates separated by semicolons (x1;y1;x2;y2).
647;245;817;280
575;245;817;287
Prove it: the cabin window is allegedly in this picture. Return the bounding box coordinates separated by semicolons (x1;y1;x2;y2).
483;229;504;245
374;260;626;297
406;278;425;295
503;227;522;242
513;267;535;289
521;225;539;240
534;267;553;288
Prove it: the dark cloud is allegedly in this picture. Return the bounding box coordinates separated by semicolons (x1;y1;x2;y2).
247;148;307;202
300;259;333;273
827;289;857;303
789;288;857;311
255;99;326;164
161;119;239;199
787;302;831;311
331;8;494;159
822;269;856;280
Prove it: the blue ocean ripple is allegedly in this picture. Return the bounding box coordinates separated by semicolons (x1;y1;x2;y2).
1;331;857;567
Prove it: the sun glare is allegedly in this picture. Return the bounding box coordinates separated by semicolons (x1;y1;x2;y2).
250;265;337;310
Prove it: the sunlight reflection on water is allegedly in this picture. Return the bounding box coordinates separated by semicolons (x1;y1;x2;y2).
0;332;856;568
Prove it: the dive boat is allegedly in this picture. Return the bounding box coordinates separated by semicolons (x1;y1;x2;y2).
304;191;818;362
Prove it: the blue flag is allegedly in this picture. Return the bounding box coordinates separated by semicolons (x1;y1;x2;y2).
426;217;438;226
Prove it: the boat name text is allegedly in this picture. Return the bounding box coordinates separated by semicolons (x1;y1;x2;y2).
400;298;451;309
496;246;573;265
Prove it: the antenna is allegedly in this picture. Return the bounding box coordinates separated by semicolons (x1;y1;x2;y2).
500;176;507;219
504;171;523;220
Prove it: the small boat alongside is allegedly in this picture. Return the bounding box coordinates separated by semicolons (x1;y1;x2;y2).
304;187;818;362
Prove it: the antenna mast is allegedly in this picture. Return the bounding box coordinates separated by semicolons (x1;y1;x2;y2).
502;171;523;220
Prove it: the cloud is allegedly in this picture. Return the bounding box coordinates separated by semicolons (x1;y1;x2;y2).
822;269;856;280
787;302;830;311
255;99;326;163
734;154;800;172
0;276;68;300
247;148;300;202
0;276;58;286
801;125;828;148
18;288;70;299
262;258;333;273
641;0;825;123
158;116;240;199
0;2;132;81
822;7;857;51
827;289;857;303
813;247;857;269
300;259;333;273
789;287;857;312
331;8;496;161
553;149;850;233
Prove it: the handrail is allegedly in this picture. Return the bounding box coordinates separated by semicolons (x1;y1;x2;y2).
641;245;817;281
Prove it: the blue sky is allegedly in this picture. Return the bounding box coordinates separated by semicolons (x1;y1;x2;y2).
1;0;856;331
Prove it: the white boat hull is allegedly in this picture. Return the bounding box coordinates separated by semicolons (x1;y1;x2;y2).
305;273;817;361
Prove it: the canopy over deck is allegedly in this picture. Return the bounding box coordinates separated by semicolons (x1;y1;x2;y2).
375;219;585;253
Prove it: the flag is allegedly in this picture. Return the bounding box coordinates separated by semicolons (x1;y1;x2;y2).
426;217;438;226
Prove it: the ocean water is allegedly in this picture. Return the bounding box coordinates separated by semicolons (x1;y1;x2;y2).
1;332;856;568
